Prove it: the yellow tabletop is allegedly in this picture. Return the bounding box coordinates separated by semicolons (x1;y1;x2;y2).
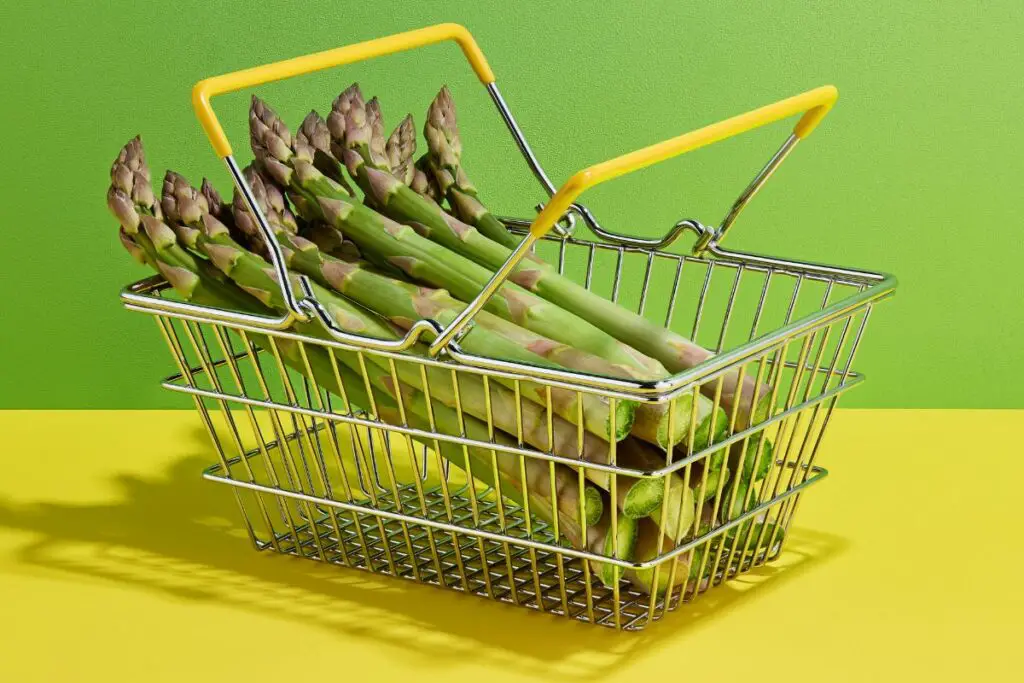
0;409;1020;681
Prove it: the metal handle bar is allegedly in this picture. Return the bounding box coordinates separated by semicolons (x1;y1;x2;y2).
427;85;838;354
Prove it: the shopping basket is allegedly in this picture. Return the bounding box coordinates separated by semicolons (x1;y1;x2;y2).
120;24;896;630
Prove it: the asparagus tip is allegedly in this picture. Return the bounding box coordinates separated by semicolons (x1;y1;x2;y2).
161;169;208;226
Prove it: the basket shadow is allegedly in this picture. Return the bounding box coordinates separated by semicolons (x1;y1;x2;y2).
0;433;847;680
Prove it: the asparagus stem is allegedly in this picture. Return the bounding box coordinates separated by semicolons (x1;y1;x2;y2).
312;258;636;441
116;140;610;547
218;164;635;443
423;86;521;249
331;88;764;429
169;180;629;498
322;88;734;449
257;94;668;381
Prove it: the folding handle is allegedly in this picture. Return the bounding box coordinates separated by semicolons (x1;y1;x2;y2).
427;86;838;354
189;23;497;339
192;23;494;158
529;85;836;240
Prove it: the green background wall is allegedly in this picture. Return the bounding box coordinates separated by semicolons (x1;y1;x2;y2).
1;1;1021;409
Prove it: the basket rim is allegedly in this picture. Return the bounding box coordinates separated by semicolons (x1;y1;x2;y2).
121;237;896;403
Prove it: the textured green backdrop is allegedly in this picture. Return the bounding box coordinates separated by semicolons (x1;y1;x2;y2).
1;1;1021;408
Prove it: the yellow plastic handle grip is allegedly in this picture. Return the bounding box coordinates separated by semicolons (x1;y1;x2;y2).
529;85;838;237
192;23;495;158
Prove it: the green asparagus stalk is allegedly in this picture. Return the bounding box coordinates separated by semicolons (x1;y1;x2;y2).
293;337;605;536
175;193;620;484
116;140;687;589
255;95;667;380
423;86;521;249
332;85;764;429
107;138;252;310
628;517;695;596
218;164;636;443
127;145;611;540
287;95;718;453
302;258;637;441
322;88;729;450
300;219;365;262
592;508;639;588
174;183;676;532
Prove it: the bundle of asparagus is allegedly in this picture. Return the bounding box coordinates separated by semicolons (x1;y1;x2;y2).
109;84;778;596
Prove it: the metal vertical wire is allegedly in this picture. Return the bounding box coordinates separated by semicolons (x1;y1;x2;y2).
153;317;261;547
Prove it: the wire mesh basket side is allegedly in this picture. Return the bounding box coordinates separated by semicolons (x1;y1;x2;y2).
137;248;874;628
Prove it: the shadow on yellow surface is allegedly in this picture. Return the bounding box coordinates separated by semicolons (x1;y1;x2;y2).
0;429;846;680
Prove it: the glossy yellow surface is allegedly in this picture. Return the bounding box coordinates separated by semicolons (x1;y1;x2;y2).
193;23;494;158
0;410;1019;681
529;85;837;238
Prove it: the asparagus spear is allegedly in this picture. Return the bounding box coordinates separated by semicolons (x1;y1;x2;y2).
296;110;354;194
199;178;235;230
411;154;441;203
108;138;252;309
304;258;637;441
255;95;667;380
118;141;715;591
592;509;639;588
385;114;416;186
123;196;607;542
300;220;364;262
176;194;608;473
125;144;611;537
322;89;731;449
220;164;636;443
423;86;521;249
248;97;723;457
333;85;764;428
298;336;605;535
175;184;679;530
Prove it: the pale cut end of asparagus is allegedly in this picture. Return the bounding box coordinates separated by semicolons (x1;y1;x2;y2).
386;114;416;184
621;477;666;519
160;170;208;227
583;486;604;527
596;514;639;588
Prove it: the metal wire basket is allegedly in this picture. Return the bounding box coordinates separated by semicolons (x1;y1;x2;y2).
121;24;895;630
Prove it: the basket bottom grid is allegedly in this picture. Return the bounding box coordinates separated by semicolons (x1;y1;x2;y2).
217;476;784;631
